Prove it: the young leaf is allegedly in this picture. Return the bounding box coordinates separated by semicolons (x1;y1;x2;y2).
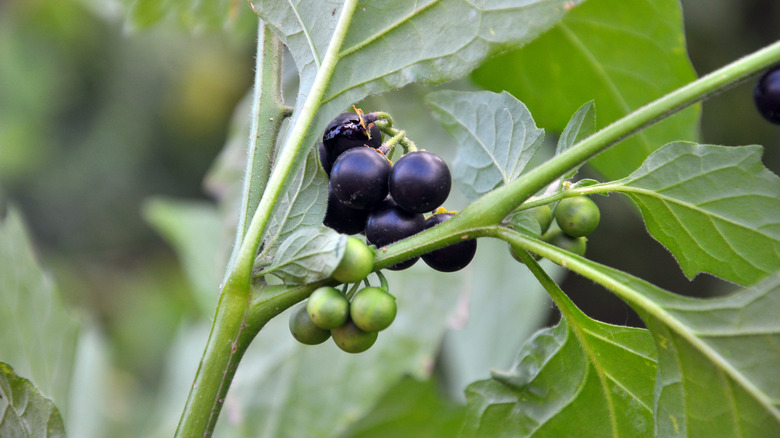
0;208;79;414
427;90;545;200
472;0;699;179
605;142;780;285
259;147;329;261
258;226;347;285
462;309;657;437
0;362;67;438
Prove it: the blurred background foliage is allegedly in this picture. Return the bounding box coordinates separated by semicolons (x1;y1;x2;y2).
1;0;779;434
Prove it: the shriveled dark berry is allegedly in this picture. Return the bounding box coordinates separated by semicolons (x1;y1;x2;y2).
322;113;382;165
421;213;477;272
330;147;391;210
389;151;451;213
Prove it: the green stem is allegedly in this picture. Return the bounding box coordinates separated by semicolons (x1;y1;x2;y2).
175;23;288;438
373;39;780;270
234;0;359;283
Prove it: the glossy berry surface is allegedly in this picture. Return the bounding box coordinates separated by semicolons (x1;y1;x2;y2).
754;66;780;124
365;199;425;270
421;213;477;272
331;236;374;284
318;142;332;175
330;147;391;210
322;113;382;165
306;287;349;330
331;319;378;353
289;303;330;345
350;287;397;332
323;186;369;235
389;151;451;213
555;196;600;238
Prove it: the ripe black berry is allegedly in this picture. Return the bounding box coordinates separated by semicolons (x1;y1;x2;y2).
323;113;382;165
421;213;477;272
389;151;451;213
330;147;391;210
754;65;780;124
323;185;369;235
365;198;425;270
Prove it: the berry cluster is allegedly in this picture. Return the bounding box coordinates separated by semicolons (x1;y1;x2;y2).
510;195;600;261
320;111;475;273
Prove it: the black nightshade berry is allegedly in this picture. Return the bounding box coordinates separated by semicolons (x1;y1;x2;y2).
389;151;451;213
421;213;477;272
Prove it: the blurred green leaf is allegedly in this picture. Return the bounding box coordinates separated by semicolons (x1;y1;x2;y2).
462;312;656;437
122;0;256;35
0;362;67;438
142;197;223;314
605;143;780;285
0;208;79;415
65;325;110;438
472;0;700;179
259;226;347;285
427;90;545;201
339;377;466;438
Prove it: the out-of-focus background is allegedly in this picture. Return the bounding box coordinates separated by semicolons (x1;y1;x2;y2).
1;0;778;432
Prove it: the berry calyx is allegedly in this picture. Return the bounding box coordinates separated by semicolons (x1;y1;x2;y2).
388;151;451;213
754;65;780;124
331;236;374;284
289;302;330;345
306;287;349;330
554;196;600;238
350;287;397;332
421;212;477;272
330;147;391;210
331;319;378;353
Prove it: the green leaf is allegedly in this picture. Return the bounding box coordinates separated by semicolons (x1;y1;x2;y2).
0;208;79;414
250;0;583;171
258;226;347;285
259;147;330;262
0;362;67;438
503;211;543;238
142;197;223;314
472;0;700;179
605;142;780;285
427;90;545;200
557;101;596;156
462;307;657;437
339;377;466;438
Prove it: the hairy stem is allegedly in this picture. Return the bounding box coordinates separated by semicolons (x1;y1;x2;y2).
175;23;288;438
373;39;780;270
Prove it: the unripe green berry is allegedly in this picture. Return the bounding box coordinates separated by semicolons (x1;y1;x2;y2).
554;196;600;238
331;319;378;353
350;287;397;332
289;302;330;345
332;236;374;283
527;205;554;235
543;229;587;257
307;287;349;329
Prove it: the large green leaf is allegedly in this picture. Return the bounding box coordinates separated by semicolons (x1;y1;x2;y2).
250;0;585;172
0;208;79;414
0;362;67;438
462;300;657;437
472;0;699;179
602;142;780;286
427;90;545;201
